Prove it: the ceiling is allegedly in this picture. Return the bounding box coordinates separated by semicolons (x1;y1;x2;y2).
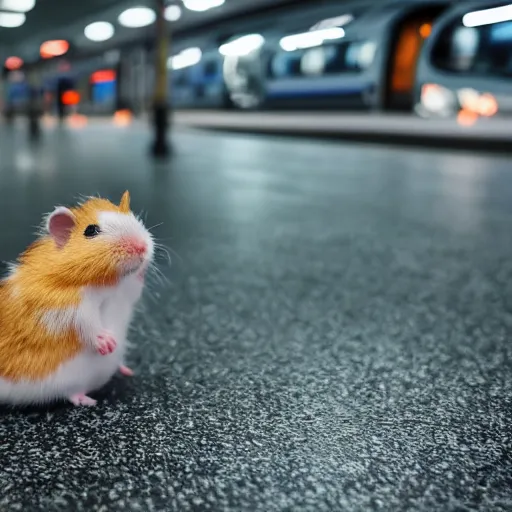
0;0;309;63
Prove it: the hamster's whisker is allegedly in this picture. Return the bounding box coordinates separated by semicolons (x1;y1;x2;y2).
148;262;170;286
149;261;168;280
154;246;173;267
154;241;182;265
136;209;147;223
147;222;164;232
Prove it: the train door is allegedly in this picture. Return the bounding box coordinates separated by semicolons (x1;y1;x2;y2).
384;5;447;111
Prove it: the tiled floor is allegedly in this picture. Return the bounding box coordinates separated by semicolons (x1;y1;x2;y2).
1;121;512;511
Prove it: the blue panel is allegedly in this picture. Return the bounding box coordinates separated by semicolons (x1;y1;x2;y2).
491;21;512;42
92;80;116;104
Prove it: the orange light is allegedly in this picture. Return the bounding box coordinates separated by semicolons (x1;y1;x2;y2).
421;83;441;96
42;114;57;128
67;113;88;129
457;108;478;127
40;40;69;59
90;69;116;83
419;23;432;38
113;109;133;126
5;56;23;70
458;88;481;113
477;93;498;117
61;90;80;106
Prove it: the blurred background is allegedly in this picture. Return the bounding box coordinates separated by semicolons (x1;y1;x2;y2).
1;0;511;125
2;1;512;511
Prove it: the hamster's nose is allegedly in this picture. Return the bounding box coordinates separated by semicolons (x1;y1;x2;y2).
124;238;147;256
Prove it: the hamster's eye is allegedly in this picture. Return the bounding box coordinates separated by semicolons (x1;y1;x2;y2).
84;224;101;238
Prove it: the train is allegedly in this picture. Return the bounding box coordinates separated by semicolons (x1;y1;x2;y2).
3;0;511;119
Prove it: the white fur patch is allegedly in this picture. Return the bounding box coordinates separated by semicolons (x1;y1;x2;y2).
6;262;18;276
40;307;77;336
0;271;146;405
2;264;20;297
1;262;18;283
98;211;154;261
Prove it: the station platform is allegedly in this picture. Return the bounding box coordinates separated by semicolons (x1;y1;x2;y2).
1;120;512;511
174;110;512;152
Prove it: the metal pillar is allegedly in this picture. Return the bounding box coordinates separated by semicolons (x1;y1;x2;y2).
150;0;171;158
27;69;41;140
2;67;14;123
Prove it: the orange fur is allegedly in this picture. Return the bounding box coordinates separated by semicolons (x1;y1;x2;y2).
0;192;133;381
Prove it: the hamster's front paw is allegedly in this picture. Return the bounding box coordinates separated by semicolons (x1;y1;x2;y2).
95;331;117;355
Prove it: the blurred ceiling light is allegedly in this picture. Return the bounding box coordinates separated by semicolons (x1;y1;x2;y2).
0;0;35;12
84;21;115;42
118;7;156;27
310;14;353;30
219;34;265;57
183;0;224;12
280;27;345;52
165;5;182;21
40;40;69;58
463;4;512;27
4;56;23;70
0;12;25;27
167;47;202;69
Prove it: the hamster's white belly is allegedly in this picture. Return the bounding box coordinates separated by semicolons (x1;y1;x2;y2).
0;274;142;405
0;343;126;406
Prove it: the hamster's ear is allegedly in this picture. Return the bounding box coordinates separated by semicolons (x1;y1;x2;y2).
119;190;131;213
47;207;76;248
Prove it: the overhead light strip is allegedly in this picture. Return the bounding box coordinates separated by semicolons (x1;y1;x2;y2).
280;27;345;52
463;3;512;27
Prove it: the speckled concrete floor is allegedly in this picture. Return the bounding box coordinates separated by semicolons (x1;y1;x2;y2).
0;121;512;511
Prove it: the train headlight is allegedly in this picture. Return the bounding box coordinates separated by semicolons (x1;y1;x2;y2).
420;83;456;116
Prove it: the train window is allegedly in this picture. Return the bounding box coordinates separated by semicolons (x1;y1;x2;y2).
300;48;327;75
488;21;512;75
269;41;373;78
431;17;512;77
173;70;189;87
203;59;218;77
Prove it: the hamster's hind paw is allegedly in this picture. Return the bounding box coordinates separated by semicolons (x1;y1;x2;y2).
95;331;117;355
119;364;134;377
69;393;97;406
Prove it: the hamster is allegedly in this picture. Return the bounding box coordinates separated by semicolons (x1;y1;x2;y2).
0;191;154;406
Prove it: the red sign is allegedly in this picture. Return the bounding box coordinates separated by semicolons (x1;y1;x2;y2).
90;69;116;83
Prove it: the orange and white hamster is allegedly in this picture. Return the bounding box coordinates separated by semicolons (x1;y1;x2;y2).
0;191;154;406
